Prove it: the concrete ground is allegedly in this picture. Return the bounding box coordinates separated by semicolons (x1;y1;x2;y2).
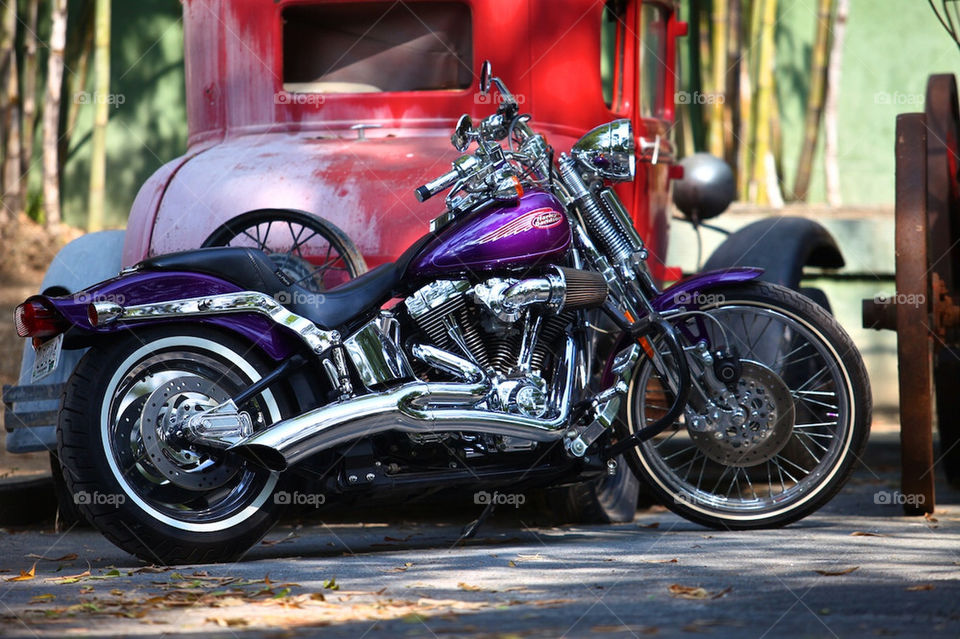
0;425;957;638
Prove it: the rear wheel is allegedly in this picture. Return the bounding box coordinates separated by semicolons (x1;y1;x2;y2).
621;282;871;529
57;326;293;564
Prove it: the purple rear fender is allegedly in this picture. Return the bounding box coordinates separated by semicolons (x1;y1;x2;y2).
652;268;764;312
41;271;303;361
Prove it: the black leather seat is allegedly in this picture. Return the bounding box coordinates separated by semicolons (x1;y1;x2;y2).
138;247;403;329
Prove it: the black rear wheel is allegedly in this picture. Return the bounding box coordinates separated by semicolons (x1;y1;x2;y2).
58;326;294;564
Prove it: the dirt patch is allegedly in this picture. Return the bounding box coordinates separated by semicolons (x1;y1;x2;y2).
0;217;81;479
0;215;83;287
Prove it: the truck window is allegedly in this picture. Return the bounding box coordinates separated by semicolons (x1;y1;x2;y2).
640;4;667;118
282;2;473;94
600;0;627;111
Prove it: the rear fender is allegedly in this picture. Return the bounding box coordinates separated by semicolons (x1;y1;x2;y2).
38;270;302;361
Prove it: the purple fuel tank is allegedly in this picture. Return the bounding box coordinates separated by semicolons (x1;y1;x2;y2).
409;191;571;277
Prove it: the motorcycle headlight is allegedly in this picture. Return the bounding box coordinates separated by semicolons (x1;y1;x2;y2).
571;119;635;182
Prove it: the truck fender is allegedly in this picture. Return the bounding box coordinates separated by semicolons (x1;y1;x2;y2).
702;217;844;293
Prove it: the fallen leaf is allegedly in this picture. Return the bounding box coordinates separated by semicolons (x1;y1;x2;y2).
29;594;55;603
26;553;77;562
381;562;414;573
850;531;886;537
206;617;249;627
591;624;658;634
6;564;36;582
642;558;679;564
457;582;487;592
384;535;412;542
322;577;339;591
260;532;298;546
668;584;729;600
53;569;92;584
508;560;517;567
906;584;935;591
78;586;94;594
814;566;859;576
128;565;168;575
641;522;661;529
924;513;938;523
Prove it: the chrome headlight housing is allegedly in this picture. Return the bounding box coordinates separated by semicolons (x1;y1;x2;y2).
571;119;635;182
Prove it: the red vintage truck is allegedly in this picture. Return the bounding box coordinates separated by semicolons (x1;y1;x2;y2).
4;0;844;520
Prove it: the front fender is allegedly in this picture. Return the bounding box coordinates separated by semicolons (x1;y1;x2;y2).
652;267;763;312
40;271;303;361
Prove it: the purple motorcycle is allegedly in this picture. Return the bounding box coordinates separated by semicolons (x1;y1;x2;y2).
15;64;870;563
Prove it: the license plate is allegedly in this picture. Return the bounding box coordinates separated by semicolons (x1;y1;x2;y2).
31;333;64;383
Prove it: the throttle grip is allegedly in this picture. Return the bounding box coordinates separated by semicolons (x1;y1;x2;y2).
414;168;459;202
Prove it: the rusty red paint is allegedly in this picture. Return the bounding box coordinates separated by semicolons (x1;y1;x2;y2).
125;0;683;281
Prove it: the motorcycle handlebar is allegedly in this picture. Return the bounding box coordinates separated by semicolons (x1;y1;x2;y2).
415;168;460;202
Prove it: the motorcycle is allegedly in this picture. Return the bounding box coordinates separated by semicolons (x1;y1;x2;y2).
16;63;870;563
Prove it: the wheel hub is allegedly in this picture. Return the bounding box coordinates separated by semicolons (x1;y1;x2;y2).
687;361;795;467
139;376;240;490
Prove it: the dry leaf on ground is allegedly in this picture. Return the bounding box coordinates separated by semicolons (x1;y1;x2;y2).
814;566;859;576
6;564;36;582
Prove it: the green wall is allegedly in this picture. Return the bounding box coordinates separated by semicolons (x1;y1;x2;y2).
775;0;960;205
60;0;185;229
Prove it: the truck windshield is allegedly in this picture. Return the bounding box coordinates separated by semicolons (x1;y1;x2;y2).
282;2;473;94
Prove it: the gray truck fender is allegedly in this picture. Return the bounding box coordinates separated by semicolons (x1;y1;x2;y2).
5;231;125;453
702;217;844;300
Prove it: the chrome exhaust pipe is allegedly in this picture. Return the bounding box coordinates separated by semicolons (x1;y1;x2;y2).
229;338;577;472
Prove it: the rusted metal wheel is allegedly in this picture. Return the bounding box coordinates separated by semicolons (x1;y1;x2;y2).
925;75;960;488
892;113;936;514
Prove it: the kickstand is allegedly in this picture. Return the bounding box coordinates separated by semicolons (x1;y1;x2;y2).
458;501;496;542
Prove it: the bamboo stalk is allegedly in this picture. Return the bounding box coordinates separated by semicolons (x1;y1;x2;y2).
707;0;729;158
43;0;68;229
725;0;742;167
824;0;849;206
2;0;22;217
793;0;835;201
20;0;40;185
87;0;111;232
751;0;778;204
738;0;762;200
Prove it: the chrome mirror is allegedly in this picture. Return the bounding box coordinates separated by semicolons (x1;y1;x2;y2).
479;60;492;95
452;114;473;151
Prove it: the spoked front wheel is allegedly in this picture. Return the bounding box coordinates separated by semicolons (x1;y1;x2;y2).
621;281;871;529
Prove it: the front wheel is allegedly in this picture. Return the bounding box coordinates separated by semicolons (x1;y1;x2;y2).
620;281;871;529
57;326;293;564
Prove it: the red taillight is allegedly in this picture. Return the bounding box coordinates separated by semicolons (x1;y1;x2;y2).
14;301;66;338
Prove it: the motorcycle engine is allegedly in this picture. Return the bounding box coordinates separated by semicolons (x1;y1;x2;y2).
403;278;576;419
